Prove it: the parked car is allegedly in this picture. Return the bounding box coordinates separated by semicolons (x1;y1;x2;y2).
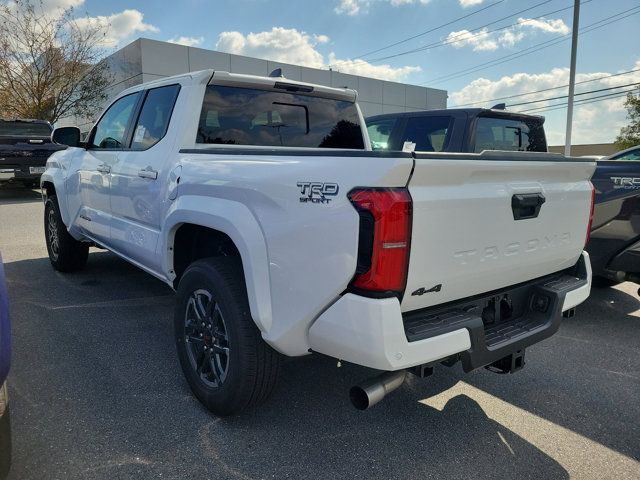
0;253;11;477
0;119;65;188
42;70;594;415
586;145;640;287
365;107;548;153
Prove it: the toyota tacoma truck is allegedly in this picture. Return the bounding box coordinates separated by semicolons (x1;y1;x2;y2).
0;119;64;188
366;109;637;289
41;70;595;415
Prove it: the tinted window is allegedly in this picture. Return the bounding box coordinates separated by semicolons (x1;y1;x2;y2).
404;116;452;152
90;93;139;149
0;121;51;136
611;148;640;161
366;118;396;150
197;85;364;149
130;84;180;150
474;116;546;153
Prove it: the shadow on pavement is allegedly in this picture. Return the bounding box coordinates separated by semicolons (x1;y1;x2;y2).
0;186;41;206
3;251;636;478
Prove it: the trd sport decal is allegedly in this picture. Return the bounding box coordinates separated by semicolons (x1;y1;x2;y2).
297;182;339;204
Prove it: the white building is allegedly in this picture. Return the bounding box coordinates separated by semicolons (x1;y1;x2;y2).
70;38;448;131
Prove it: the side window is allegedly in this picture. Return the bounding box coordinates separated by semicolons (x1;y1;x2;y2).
474;116;547;153
366;118;396;150
403;116;452;152
131;84;181;150
90;93;139;149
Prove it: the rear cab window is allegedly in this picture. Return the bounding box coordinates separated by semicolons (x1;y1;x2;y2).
609;148;640;161
197;85;364;149
473;115;547;153
403;116;452;152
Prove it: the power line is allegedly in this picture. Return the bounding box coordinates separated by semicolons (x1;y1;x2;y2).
507;82;640;108
329;0;558;69
452;68;640;107
419;5;640;85
365;0;568;64
518;88;638;114
354;0;505;60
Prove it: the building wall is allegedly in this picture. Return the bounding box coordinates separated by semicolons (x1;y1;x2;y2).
64;38;447;131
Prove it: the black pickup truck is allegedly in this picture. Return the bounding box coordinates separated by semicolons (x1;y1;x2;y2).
0;119;64;188
366;107;547;153
367;109;639;288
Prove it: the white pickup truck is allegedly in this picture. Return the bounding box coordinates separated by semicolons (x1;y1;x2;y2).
41;69;595;415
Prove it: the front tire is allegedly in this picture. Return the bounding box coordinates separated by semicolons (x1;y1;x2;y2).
44;196;89;272
175;257;280;416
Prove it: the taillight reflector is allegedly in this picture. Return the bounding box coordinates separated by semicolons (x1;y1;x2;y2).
585;181;596;246
348;188;412;295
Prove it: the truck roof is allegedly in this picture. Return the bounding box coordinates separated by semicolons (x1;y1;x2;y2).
0;118;52;125
119;69;358;103
367;107;545;123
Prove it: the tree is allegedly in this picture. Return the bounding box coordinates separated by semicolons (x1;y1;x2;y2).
615;88;640;150
0;0;112;124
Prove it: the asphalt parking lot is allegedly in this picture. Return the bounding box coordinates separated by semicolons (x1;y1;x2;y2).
0;184;639;479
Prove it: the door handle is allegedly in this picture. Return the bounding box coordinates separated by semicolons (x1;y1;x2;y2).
138;168;158;180
96;164;111;174
511;193;545;220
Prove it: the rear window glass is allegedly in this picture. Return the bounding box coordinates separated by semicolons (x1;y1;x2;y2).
366;118;397;151
403;116;452;152
610;148;640;161
0;121;51;136
197;85;364;149
474;116;546;153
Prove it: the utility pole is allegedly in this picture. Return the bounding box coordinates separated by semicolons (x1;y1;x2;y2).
565;0;580;156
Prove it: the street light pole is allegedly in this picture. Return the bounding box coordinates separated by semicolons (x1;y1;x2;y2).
564;0;581;156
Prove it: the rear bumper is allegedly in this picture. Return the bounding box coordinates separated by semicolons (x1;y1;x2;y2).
309;252;591;371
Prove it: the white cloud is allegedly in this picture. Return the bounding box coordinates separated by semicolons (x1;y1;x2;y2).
328;53;421;81
215;27;420;82
40;0;85;11
167;36;204;47
446;17;569;51
216;27;325;68
447;28;498;51
334;0;430;15
391;0;431;5
459;0;484;7
450;62;640;144
517;17;570;35
335;0;361;15
74;9;159;47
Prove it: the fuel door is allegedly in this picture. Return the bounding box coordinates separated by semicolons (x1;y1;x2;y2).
167;164;182;201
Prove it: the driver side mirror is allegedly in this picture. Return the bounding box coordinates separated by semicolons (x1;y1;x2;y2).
52;126;81;147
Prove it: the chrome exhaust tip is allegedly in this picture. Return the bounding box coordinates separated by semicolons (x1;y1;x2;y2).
349;370;407;410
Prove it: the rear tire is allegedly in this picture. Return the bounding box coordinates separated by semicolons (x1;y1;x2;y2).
175;257;280;416
44;196;89;272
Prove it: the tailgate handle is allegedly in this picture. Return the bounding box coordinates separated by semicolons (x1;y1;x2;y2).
511;193;545;220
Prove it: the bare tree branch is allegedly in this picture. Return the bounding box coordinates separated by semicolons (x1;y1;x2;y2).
0;0;113;124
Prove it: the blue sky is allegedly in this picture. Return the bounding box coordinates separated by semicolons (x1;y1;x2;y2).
62;0;640;144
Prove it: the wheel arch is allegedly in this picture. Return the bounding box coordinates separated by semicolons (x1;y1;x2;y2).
163;197;272;334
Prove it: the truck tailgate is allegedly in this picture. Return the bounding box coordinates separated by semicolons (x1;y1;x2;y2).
402;151;596;313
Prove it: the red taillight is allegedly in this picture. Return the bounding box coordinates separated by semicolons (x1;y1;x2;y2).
348;188;412;295
585;181;596;247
